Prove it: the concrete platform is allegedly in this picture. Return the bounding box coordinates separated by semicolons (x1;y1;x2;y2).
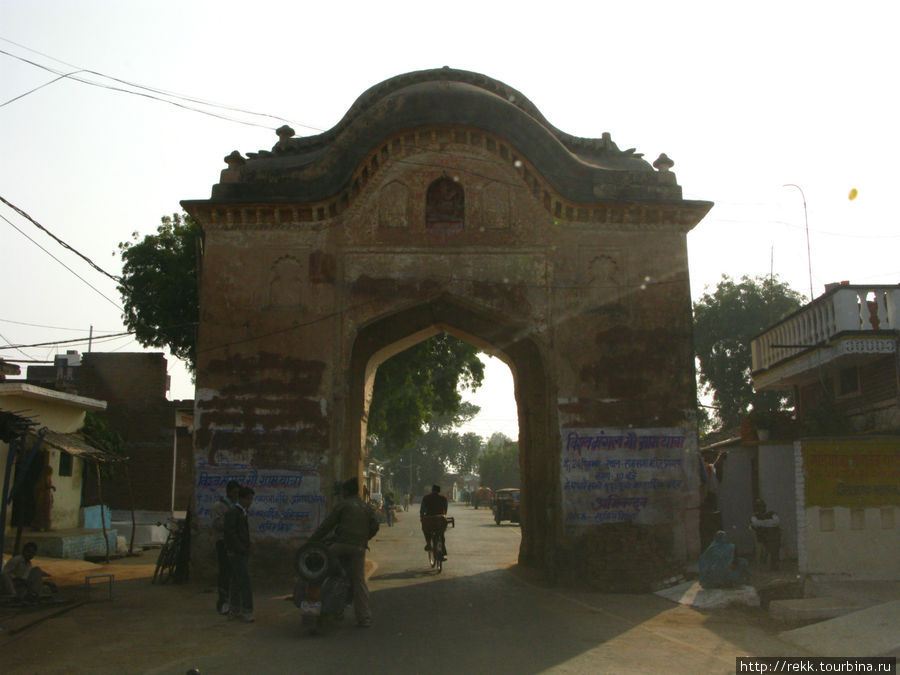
779;600;900;657
769;596;855;622
655;580;760;608
3;528;118;559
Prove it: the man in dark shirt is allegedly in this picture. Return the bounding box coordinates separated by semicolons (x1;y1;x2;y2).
420;484;449;555
211;479;240;614
224;486;255;622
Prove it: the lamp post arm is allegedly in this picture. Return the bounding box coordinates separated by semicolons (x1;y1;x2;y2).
783;183;814;300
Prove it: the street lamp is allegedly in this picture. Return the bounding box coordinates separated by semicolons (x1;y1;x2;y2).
782;183;814;300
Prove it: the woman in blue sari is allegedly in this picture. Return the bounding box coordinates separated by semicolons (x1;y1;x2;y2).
699;530;750;588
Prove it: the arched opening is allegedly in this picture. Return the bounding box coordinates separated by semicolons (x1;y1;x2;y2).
344;295;557;569
425;176;464;230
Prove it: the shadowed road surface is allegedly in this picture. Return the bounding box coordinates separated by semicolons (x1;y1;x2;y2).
3;502;814;674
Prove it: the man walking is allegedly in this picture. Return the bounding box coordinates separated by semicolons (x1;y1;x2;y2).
224;486;255;622
210;479;240;614
309;477;379;627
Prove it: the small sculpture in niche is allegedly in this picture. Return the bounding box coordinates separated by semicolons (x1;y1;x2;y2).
426;176;464;229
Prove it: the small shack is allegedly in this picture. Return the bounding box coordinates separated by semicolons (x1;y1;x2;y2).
1;383;122;558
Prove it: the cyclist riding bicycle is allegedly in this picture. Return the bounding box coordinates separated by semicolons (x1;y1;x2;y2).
420;484;449;557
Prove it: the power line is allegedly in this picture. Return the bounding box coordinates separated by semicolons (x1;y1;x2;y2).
0;69;85;108
0;330;39;361
0;317;115;332
0;37;318;127
0;194;121;283
0;213;122;310
0;331;133;351
0;45;323;133
705;216;900;239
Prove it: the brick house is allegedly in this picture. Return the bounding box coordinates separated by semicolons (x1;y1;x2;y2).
0;382;120;558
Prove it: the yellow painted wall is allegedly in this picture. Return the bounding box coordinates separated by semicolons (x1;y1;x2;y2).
798;438;900;579
0;392;88;433
1;388;102;532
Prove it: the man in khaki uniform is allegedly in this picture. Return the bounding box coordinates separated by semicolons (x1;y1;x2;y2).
309;477;379;627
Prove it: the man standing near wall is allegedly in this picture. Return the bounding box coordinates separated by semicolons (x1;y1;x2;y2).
211;480;240;614
750;499;781;570
224;486;255;623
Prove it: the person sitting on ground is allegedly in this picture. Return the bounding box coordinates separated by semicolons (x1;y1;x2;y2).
750;498;782;570
1;542;54;601
698;530;750;589
420;484;449;556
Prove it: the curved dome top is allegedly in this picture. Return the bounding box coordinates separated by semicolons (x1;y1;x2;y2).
274;67;649;171
203;67;689;206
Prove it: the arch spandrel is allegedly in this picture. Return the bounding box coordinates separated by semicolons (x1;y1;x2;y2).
184;69;711;589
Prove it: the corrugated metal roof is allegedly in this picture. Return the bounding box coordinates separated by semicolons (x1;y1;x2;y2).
27;428;125;463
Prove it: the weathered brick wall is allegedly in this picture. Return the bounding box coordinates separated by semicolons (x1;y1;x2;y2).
77;354;193;512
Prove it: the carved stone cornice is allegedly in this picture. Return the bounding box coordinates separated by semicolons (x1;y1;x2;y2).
182;69;712;224
184;125;711;233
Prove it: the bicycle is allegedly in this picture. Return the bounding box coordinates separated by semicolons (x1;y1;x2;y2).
152;518;185;584
423;515;454;573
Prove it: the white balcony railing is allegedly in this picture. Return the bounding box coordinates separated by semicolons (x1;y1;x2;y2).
751;285;900;373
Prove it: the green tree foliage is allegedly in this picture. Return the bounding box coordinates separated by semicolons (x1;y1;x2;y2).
81;411;125;479
367;335;484;452
117;213;202;369
409;405;483;475
693;274;805;430
454;432;484;475
477;435;520;489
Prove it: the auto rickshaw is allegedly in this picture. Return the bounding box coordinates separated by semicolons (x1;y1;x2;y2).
492;488;520;525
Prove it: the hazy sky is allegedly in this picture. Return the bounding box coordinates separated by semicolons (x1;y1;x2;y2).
2;1;897;441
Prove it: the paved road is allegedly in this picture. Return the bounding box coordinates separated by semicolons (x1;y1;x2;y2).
4;502;816;674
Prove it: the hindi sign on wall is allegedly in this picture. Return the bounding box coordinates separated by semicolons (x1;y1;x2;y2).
803;438;899;508
195;465;326;537
561;428;696;526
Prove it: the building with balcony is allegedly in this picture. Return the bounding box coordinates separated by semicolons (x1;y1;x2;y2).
749;283;898;579
751;283;899;433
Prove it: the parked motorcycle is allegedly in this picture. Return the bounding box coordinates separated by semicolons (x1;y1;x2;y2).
292;540;352;635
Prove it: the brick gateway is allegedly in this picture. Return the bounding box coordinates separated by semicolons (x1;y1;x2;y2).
183;68;713;588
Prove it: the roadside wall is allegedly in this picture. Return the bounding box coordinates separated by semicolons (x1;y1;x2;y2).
796;437;899;579
758;443;798;558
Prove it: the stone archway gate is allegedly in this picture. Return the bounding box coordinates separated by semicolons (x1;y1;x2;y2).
183;68;713;587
